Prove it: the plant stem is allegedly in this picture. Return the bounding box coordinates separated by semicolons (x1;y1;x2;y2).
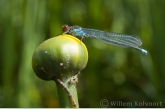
54;76;79;108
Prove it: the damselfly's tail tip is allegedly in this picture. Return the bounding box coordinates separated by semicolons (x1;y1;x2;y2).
141;49;148;55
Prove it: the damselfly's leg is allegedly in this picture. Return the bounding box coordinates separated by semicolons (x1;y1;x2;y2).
80;36;85;41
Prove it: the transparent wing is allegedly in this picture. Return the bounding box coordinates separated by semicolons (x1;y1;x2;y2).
82;28;142;48
81;28;147;54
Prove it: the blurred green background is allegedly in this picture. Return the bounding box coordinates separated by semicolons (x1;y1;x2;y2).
0;0;165;108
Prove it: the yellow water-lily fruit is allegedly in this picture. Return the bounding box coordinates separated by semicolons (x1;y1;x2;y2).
32;34;88;80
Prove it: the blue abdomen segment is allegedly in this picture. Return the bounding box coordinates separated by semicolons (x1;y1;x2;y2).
141;49;148;55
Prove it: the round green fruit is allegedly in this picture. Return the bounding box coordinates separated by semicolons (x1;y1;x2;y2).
32;34;88;80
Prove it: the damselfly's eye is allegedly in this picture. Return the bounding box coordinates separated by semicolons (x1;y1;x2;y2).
62;25;69;32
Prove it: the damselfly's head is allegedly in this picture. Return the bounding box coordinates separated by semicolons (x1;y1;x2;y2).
62;25;70;34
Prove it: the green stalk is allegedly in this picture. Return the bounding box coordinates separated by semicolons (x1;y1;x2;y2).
55;76;79;108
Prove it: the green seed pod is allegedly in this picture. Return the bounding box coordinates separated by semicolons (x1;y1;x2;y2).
32;34;88;80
